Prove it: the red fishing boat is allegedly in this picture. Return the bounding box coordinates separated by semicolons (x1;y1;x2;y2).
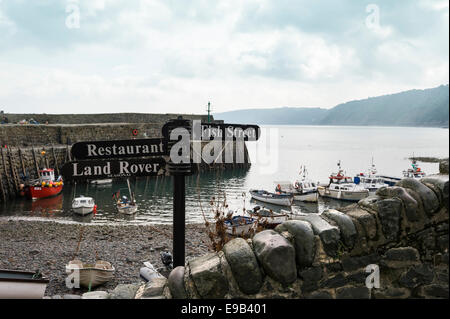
25;168;63;200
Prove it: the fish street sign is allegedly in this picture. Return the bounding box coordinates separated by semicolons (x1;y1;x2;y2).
195;122;261;141
61;158;166;181
71;138;167;160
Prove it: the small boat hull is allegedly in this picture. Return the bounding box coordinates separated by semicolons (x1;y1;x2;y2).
224;216;257;236
26;185;63;200
72;206;94;216
293;191;318;202
117;204;138;215
0;270;49;299
248;210;289;227
318;186;369;201
250;190;293;206
90;179;113;185
66;260;114;289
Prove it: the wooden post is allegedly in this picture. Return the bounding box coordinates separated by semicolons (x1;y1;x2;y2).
0;170;6;201
32;146;40;178
1;148;12;196
52;146;59;175
7;147;19;193
18;148;27;180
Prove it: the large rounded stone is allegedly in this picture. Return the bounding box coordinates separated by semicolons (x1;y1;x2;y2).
168;266;187;299
322;209;357;249
291;214;340;257
376;198;402;241
189;253;229;298
421;176;449;210
223;238;263;295
275;220;316;267
253;230;297;285
376;186;420;221
396;178;440;216
109;283;141;299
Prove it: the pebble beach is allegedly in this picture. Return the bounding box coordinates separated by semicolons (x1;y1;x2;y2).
0;219;212;297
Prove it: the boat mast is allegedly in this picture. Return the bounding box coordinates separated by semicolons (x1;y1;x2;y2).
126;179;133;202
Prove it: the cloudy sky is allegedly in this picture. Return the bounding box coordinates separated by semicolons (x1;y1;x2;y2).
0;0;448;114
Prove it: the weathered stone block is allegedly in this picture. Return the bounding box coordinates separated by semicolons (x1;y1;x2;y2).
223;238;263;295
418;284;449;299
421;176;449;210
293;214;340;257
383;247;420;269
376;186;420;222
336;286;370;299
341;253;381;272
373;287;411;299
81;291;109;299
135;278;167;299
322;209;357;249
306;290;334;299
299;266;323;292
377;198;402;241
168;266;187;299
398;264;434;288
109;284;141;299
189;253;229;298
253;230;297;285
346;208;377;240
396;178;440;216
275;220;316;267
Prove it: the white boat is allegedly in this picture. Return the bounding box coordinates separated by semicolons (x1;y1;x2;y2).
403;158;426;179
113;179;138;215
224;216;257;236
275;166;318;202
65;260;115;289
72;196;96;216
90;179;113;185
249;189;293;206
247;206;289;227
0;269;49;299
318;161;369;201
354;159;386;195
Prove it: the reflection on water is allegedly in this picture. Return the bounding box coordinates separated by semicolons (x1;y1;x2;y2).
1;125;448;225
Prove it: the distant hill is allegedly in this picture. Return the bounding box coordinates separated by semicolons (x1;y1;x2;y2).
215;84;449;127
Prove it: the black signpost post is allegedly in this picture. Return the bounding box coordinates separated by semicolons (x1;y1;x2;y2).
62;117;260;269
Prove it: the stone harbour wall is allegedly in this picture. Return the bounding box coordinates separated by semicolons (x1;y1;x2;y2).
127;174;448;300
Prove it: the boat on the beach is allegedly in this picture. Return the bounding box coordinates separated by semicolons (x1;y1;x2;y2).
0;269;49;299
25;168;63;200
275;166;318;202
249;189;293;206
113;179;138;215
354;159;386;195
318;161;369;201
224;216;257;236
403;158;426;179
65;260;115;289
247;206;289;228
90;179;113;185
72;196;96;216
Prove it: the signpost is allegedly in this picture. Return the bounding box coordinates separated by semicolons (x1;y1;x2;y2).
62;118;260;268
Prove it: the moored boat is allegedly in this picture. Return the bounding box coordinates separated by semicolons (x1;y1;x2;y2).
0;269;49;299
275;166;318;202
224;216;257;236
247;206;289;228
354;159;386;195
65;260;115;289
72;196;96;216
90;179;113;185
403;158;426;179
249;189;293;206
318;161;369;201
25;168;63;200
113;179;138;215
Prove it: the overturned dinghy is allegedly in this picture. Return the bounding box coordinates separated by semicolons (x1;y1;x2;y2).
65;260;115;289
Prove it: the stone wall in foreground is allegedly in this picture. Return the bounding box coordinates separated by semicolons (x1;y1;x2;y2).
138;175;448;299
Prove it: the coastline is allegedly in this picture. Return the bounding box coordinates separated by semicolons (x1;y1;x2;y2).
0;219;212;296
